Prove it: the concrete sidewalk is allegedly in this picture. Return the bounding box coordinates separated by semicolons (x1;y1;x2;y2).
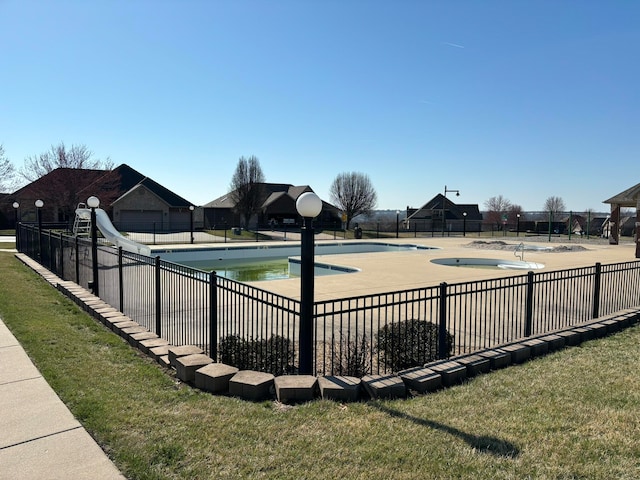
0;318;125;480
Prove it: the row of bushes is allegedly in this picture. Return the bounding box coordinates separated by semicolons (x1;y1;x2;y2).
218;319;453;376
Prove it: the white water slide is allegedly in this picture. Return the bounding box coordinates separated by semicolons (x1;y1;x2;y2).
74;207;151;256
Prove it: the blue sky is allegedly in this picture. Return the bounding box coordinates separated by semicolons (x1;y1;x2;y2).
2;1;638;213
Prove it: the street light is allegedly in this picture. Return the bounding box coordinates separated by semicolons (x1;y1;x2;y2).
13;202;20;250
12;202;19;224
442;185;460;237
189;205;195;244
296;191;322;375
87;196;100;296
396;210;400;238
516;213;521;237
463;212;467;237
35;199;44;261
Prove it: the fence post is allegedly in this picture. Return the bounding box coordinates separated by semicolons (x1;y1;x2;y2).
525;271;534;337
58;232;64;279
75;236;80;284
438;282;448;359
118;247;124;313
592;262;602;319
48;231;53;270
209;271;218;360
155;256;162;336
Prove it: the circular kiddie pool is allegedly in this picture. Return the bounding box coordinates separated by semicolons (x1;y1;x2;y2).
431;257;545;270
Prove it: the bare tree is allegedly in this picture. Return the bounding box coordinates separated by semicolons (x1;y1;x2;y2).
329;172;377;230
229;155;265;229
0;145;16;193
543;196;566;214
19;142;113;182
508;203;523;223
18;142;115;222
483;195;512;229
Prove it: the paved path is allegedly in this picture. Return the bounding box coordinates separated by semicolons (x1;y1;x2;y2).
0;316;125;480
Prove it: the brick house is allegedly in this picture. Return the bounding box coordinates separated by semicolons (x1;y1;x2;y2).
5;164;196;232
404;194;483;233
203;183;341;230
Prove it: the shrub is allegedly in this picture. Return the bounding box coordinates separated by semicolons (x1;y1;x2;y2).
219;335;255;371
218;334;295;376
332;332;372;378
376;319;453;372
255;335;296;376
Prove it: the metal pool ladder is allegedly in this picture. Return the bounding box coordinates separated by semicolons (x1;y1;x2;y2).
514;242;525;261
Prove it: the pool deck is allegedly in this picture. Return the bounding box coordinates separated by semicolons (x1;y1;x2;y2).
150;236;637;301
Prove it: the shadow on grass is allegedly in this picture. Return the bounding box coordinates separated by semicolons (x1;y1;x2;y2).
371;402;520;458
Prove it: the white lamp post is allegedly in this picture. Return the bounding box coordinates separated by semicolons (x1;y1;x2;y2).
87;196;100;295
296;192;322;375
35;199;44;260
189;205;195;244
13;202;20;249
463;211;467;237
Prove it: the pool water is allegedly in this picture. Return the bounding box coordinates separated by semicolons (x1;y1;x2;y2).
160;242;437;282
215;259;291;281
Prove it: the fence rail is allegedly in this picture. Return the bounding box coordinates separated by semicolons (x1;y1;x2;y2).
16;223;640;377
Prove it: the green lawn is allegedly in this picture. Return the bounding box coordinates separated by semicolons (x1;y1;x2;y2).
1;252;639;479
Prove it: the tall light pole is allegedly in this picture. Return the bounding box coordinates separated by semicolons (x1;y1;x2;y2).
13;202;20;249
35;199;44;261
396;210;400;238
516;213;521;237
463;212;467;237
296;192;322;375
189;205;195;244
87;196;100;296
442;185;460;237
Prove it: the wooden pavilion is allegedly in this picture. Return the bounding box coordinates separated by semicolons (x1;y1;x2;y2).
603;182;640;258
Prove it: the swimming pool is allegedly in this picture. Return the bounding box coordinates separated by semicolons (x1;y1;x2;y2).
430;257;545;270
158;242;437;281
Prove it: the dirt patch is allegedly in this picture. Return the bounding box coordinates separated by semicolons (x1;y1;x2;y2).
466;240;587;253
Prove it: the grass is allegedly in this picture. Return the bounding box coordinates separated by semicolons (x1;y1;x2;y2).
0;229;16;250
204;229;272;241
1;251;640;479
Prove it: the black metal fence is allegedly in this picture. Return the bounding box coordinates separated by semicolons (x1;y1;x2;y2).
16;223;640;377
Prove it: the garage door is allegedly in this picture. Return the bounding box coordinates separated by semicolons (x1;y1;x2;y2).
119;210;163;232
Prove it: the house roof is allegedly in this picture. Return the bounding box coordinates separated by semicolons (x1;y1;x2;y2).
107;164;192;207
203;183;314;209
13;163;192;208
407;194;482;220
603;182;640;207
12;168;107;199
